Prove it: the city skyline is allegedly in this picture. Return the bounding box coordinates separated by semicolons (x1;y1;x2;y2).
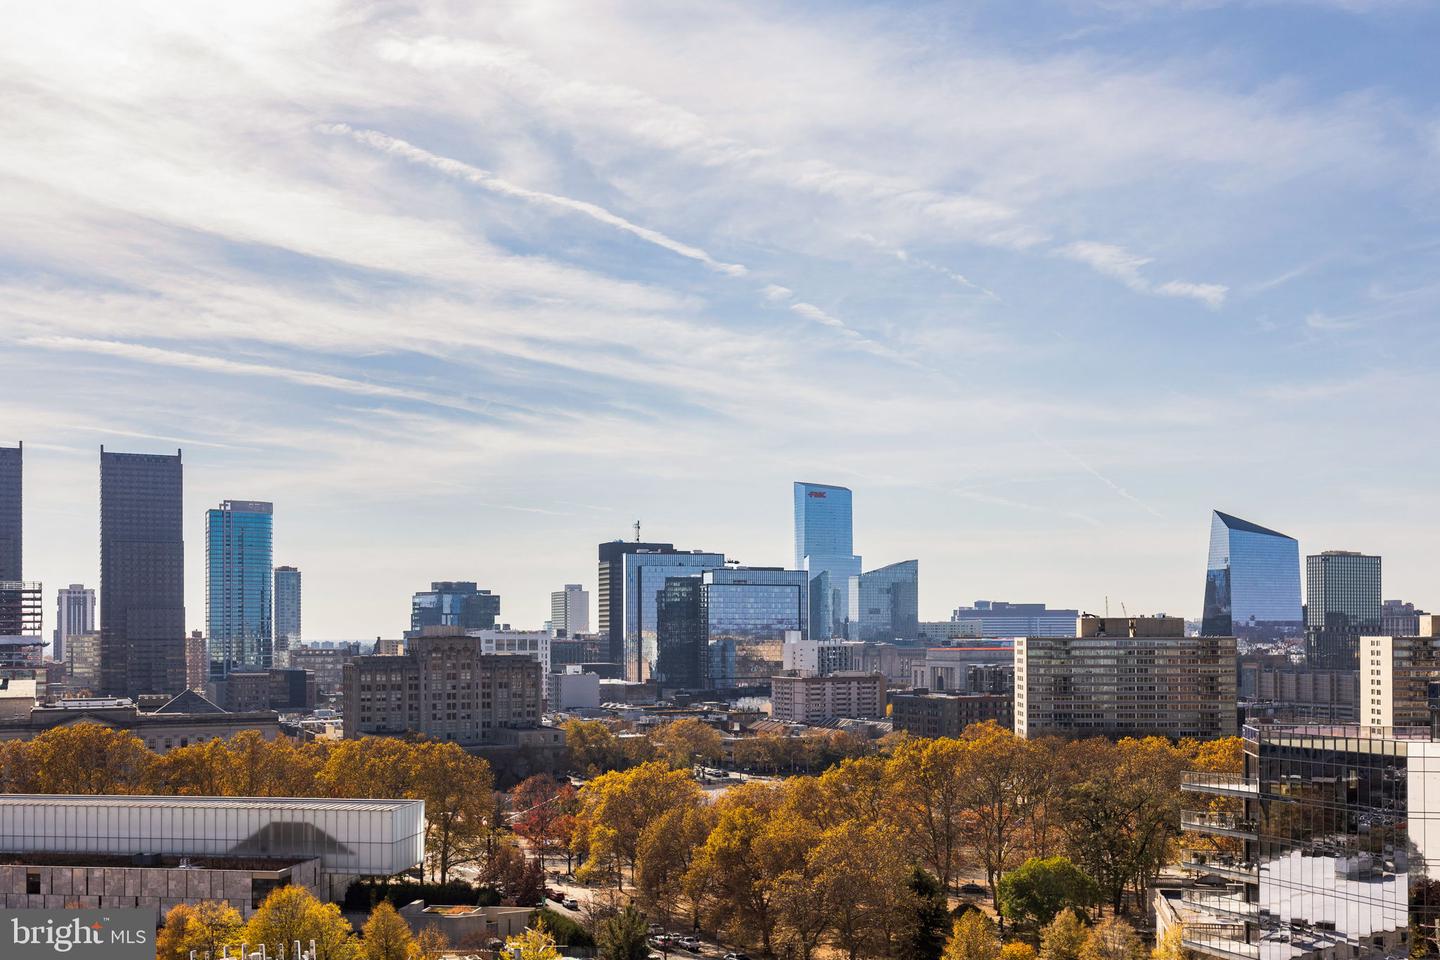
4;2;1439;638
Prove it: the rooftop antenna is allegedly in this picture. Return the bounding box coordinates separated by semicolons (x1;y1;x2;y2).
1104;596;1109;616
1120;602;1129;618
633;520;641;543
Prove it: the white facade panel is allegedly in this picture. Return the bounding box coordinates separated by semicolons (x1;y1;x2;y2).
0;796;424;876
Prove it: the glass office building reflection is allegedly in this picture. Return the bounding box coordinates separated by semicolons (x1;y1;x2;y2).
858;559;919;641
623;549;725;682
205;499;273;675
1201;511;1303;648
794;482;861;639
1306;552;1382;670
1174;722;1440;960
705;567;808;690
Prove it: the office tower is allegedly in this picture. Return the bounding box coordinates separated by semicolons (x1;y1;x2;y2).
206;500;274;675
935;601;1082;639
66;631;102;691
410;581;500;632
274;565;301;664
1199;510;1303;647
704;567;809;690
1305;550;1381;669
469;627;551;675
99;448;186;698
0;442;19;582
1381;598;1424;637
0;580;41;637
185;629;208;692
343;629;544;745
549;583;590;637
1014;616;1237;740
857;559;919;641
53;584;96;664
656;577;707;690
596;541;725;681
793;482;862;639
1169;723;1428;960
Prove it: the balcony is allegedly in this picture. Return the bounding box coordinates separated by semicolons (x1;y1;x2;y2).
1181;852;1258;883
1182;811;1258;839
1182;771;1260;798
1181;931;1259;960
1182;889;1260;924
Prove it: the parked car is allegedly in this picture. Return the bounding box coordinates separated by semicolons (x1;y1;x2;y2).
724;953;753;960
562;897;580;910
678;937;702;951
959;882;987;896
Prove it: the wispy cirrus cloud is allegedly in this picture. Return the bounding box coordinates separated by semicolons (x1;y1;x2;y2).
1058;241;1228;308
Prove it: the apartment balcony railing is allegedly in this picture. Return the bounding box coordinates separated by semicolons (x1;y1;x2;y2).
1182;810;1258;839
1181;851;1259;883
1182;771;1260;798
1181;928;1260;960
1182;889;1260;924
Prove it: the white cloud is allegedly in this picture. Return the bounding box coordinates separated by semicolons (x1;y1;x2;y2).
1059;242;1228;307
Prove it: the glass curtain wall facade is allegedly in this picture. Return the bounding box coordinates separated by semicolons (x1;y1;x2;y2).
1306;552;1382;670
704;567;808;691
1176;723;1439;960
655;576;706;690
0;442;19;582
1201;511;1303;649
273;565;301;664
858;559;919;641
99;448;186;698
410;581;500;632
622;550;725;682
206;500;274;675
794;482;861;639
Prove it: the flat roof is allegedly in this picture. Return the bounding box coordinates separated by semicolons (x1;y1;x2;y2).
0;794;418;813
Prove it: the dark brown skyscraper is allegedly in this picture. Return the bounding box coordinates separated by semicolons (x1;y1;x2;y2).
100;447;186;697
0;442;20;583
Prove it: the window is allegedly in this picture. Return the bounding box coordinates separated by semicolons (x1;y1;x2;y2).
26;871;40;894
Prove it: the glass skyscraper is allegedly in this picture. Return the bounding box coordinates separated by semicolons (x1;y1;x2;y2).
1200;510;1303;647
703;567;809;690
1305;551;1382;669
274;565;301;664
655;577;707;690
793;482;861;639
99;448;186;697
0;442;20;583
622;548;725;681
206;500;274;675
858;559;919;641
410;581;500;632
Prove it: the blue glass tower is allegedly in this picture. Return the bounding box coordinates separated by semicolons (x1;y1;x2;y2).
1200;510;1302;646
858;559;919;641
206;499;274;675
793;482;861;639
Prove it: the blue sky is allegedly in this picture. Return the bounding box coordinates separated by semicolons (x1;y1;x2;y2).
2;0;1438;638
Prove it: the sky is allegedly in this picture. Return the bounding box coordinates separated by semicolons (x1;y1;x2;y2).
2;0;1438;639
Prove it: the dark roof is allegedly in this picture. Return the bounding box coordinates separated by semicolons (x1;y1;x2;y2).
151;690;227;715
1214;510;1294;541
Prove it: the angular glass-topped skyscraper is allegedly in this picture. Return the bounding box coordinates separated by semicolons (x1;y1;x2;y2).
206;499;274;675
794;482;861;639
1201;511;1302;647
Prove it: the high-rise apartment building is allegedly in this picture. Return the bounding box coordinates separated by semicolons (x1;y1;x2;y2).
1305;550;1381;669
0;442;20;583
1360;616;1440;731
769;672;885;724
549;584;589;637
0;581;40;637
410;581;500;632
99;448;186;698
857;559;919;641
794;482;862;639
206;500;274;675
342;628;543;745
596;542;725;682
1014;616;1236;740
53;584;95;664
273;565;301;665
1168;722;1430;960
1200;510;1303;647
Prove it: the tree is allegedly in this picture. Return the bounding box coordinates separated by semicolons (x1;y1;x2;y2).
573;761;703;885
636;803;713;928
649;718;724;769
27;723;152;794
511;775;579;870
156;901;243;960
506;918;562;960
810;821;912;960
945;911;1001;960
1004;943;1039;960
563;720;626;776
889;737;969;890
898;868;952;960
1079;918;1145;960
410;741;497;884
317;737;418;800
1039;909;1089;960
243;885;360;960
1151;926;1195;960
361;902;415;960
411;927;449;960
997;857;1098;933
958;723;1048;903
596;905;650;960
